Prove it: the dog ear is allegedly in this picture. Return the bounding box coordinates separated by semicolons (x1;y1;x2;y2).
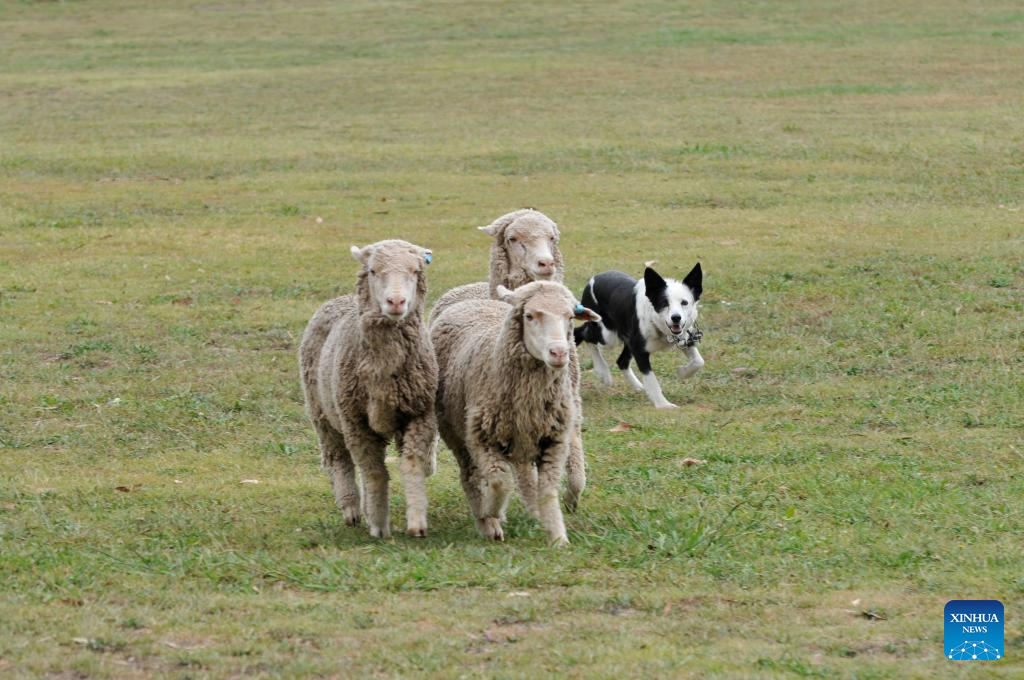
643;267;668;305
682;263;703;301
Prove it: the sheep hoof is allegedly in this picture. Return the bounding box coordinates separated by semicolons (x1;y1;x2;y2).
342;508;361;526
369;525;390;539
407;525;428;538
477;517;504;542
550;535;570;548
562;490;580;513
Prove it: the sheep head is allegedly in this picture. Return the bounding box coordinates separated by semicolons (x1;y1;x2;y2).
351;239;432;322
479;209;564;297
497;282;599;369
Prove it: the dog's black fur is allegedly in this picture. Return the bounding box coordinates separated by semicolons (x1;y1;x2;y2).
574;264;702;381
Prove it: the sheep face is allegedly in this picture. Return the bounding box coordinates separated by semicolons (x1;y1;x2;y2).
498;282;600;369
480;210;561;282
351;240;432;322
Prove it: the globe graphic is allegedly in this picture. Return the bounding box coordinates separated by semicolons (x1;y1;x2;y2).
948;641;1000;661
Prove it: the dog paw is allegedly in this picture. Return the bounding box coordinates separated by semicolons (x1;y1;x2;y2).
677;364;702;380
655;402;679;410
595;371;613;386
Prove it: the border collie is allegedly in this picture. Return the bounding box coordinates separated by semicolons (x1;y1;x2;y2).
573;264;704;409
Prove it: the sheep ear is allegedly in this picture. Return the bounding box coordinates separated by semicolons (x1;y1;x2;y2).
495;285;516;303
574;304;601;323
350;245;369;263
478;224;498;236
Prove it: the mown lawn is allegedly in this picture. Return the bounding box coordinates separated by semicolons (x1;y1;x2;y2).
1;1;1022;677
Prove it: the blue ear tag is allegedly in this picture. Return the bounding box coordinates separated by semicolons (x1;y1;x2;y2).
574;304;585;316
424;252;432;264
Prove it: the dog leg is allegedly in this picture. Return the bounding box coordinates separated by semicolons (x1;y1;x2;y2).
624;368;644;390
677;345;706;380
634;350;676;409
615;346;644;390
588;343;613;386
642;372;677;409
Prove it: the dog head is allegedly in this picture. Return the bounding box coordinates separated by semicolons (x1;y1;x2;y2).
643;263;702;337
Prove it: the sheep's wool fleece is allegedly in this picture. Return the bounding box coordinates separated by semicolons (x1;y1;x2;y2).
301;247;437;451
430;209;564;322
432;284;577;463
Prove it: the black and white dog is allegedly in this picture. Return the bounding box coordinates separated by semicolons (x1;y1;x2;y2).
574;264;704;409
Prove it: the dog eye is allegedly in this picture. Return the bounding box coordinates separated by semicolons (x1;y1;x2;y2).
681;301;688;306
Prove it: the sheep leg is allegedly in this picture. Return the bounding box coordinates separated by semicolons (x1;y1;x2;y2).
538;440;570;547
345;428;390;538
563;427;586;512
444;438;483;521
397;414;436;537
474;449;513;541
676;345;706;380
314;418;361;526
515;461;539;518
564;349;585;511
427;433;439;477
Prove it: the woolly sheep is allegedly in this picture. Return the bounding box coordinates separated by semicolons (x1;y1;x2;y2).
431;208;588;511
299;239;438;538
430;280;600;546
430;208;564;320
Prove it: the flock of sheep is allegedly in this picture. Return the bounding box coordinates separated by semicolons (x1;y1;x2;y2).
299;209;695;546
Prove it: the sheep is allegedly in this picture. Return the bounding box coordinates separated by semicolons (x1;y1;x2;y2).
430;208;564;320
431;208;588;512
299;239;438;539
430;280;600;546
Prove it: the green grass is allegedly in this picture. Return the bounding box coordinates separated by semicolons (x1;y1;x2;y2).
1;0;1022;677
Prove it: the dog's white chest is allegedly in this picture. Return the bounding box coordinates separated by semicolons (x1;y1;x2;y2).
644;334;672;354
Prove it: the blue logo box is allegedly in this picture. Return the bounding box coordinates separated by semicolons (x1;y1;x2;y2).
945;600;1003;661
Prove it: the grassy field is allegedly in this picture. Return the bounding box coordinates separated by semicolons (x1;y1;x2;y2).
1;0;1023;677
